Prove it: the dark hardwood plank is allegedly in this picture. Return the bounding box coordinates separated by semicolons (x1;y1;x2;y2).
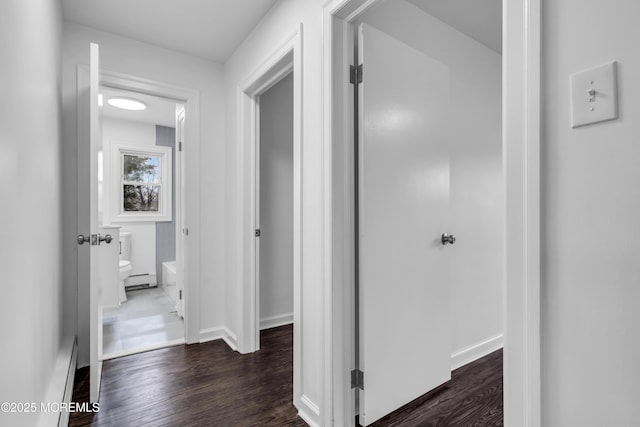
369;349;503;427
70;325;306;427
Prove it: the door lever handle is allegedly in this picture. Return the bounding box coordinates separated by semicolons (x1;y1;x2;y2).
441;233;456;245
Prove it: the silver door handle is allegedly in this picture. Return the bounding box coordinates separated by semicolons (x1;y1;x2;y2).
441;233;456;245
77;234;112;245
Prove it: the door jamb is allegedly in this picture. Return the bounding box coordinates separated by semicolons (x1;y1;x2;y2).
322;0;541;425
237;23;304;417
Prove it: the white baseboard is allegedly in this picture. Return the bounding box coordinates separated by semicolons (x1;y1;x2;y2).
37;336;76;427
297;395;320;427
200;326;238;351
451;333;503;371
260;312;294;330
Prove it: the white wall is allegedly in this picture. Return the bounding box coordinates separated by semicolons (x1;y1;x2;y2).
223;0;326;421
0;1;64;426
62;22;226;363
362;0;503;356
542;1;640;425
259;73;294;325
102;118;157;277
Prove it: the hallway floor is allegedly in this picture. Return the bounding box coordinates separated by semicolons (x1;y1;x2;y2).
102;287;184;358
70;325;305;427
72;324;502;426
370;349;503;426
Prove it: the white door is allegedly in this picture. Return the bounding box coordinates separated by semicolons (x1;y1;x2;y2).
77;42;104;402
358;23;453;426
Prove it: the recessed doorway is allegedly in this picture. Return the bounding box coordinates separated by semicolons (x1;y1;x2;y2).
97;87;187;359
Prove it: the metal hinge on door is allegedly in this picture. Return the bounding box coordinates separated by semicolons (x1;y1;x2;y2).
351;369;364;390
179;290;182;300
179;141;183;152
350;64;363;84
255;229;261;237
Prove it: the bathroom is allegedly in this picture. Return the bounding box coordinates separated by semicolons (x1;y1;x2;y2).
98;87;186;358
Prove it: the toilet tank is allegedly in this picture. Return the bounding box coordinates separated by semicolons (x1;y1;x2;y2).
119;231;132;261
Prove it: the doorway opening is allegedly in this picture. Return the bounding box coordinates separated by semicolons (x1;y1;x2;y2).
98;87;187;359
324;0;541;425
353;1;503;424
256;72;295;338
236;24;304;419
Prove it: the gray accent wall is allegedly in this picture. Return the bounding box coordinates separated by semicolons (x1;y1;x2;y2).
156;125;176;284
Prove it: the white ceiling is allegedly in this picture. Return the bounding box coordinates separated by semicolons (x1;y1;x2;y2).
101;87;179;128
408;0;502;54
62;0;278;63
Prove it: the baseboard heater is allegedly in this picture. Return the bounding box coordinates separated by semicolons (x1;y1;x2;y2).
125;273;158;290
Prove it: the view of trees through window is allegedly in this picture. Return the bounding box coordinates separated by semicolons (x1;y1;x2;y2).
123;154;161;211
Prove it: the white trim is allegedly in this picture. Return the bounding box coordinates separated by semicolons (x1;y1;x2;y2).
237;23;303;413
323;0;541;425
504;0;542;425
36;337;76;427
451;334;504;371
298;395;321;427
199;326;238;351
260;313;294;330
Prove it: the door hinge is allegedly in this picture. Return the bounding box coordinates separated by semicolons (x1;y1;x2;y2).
255;229;261;237
179;141;183;151
179;290;182;300
350;64;363;84
351;369;364;390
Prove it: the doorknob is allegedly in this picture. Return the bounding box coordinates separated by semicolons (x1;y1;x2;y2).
77;234;112;245
441;233;456;245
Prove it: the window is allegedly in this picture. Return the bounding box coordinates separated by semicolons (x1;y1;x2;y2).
123;153;161;212
111;143;172;222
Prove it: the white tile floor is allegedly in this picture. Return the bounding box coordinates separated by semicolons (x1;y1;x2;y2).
102;287;184;359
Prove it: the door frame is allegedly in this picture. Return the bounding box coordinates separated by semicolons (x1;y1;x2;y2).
236;22;304;414
77;68;202;367
175;106;187;319
322;0;541;425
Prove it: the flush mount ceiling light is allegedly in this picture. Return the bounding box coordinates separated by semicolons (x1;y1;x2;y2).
107;96;147;111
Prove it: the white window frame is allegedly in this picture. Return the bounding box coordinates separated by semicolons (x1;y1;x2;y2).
110;142;172;222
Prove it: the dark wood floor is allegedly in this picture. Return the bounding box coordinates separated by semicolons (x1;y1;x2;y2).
369;349;503;427
70;325;502;426
69;325;306;427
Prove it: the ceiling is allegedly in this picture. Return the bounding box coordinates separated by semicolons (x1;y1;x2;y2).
101;87;179;127
408;0;502;54
62;0;277;63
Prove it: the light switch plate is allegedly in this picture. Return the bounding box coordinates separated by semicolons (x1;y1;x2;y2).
571;61;618;128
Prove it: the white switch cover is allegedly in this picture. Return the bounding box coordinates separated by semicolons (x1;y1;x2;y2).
571;61;618;128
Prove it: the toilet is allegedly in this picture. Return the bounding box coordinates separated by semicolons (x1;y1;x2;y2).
118;231;133;304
